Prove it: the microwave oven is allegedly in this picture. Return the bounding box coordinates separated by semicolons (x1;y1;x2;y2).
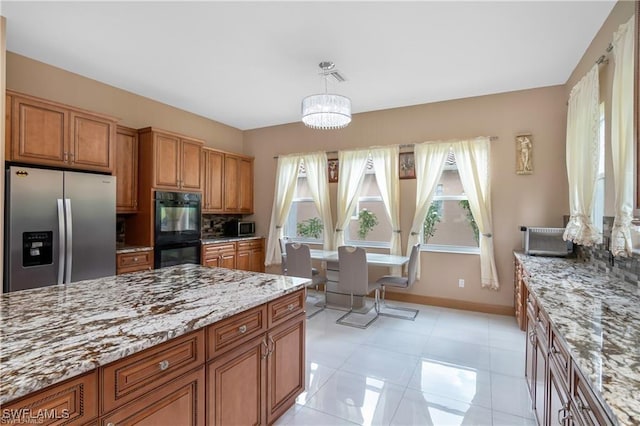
224;220;256;237
521;226;573;256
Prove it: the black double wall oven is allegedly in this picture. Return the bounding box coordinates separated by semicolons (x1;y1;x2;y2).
154;191;201;269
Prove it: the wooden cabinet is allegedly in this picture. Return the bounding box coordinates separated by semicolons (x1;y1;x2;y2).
201;242;237;269
202;148;224;213
138;127;203;192
236;239;265;273
224;154;254;213
206;305;267;360
116;250;153;275
206;290;305;426
514;258;528;331
518;256;614;426
6;91;116;173
0;372;98;425
101;368;205;426
116;126;139;213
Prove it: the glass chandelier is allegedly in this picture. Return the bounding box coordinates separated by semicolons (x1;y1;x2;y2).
301;61;351;130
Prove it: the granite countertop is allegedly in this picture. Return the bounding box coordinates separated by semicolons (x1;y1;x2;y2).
201;236;264;244
116;245;154;254
0;264;308;405
514;253;640;425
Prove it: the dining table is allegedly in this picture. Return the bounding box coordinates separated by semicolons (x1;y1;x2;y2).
308;249;410;311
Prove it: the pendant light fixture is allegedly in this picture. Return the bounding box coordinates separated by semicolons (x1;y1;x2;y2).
301;61;352;130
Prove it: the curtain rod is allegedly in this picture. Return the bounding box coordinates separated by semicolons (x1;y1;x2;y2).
273;136;499;159
596;43;613;65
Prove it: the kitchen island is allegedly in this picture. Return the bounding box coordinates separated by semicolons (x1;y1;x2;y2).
0;264;309;425
514;253;640;425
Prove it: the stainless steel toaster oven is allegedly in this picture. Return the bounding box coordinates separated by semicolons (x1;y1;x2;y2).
522;226;573;256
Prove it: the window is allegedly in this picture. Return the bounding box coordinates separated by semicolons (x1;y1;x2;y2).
344;171;392;248
592;103;605;233
284;174;324;244
422;151;479;254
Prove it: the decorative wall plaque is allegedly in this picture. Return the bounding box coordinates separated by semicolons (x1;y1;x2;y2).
516;134;533;175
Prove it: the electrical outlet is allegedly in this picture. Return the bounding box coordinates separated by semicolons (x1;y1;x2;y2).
458;279;465;288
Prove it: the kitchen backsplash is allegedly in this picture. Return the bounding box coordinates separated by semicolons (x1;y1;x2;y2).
202;214;243;239
575;216;640;285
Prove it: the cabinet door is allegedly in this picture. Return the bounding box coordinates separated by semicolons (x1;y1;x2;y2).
549;361;571;426
207;336;267;426
534;333;547;425
70;111;114;173
153;132;181;189
101;368;205;426
250;246;265;273
525;309;536;406
224;155;239;212
180;138;203;191
116;126;139;213
266;314;305;424
220;252;236;269
238;157;254;213
236;249;250;271
11;95;68;166
203;149;224;213
5;94;11;159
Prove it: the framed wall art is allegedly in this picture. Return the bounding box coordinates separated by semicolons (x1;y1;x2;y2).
328;159;339;183
399;152;416;179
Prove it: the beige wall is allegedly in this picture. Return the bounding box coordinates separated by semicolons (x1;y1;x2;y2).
1;17;6;282
5;52;244;152
565;0;636;216
245;86;569;308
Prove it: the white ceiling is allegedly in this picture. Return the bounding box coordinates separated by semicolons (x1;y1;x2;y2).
2;1;616;131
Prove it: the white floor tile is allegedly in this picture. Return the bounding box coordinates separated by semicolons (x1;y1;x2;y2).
390;389;493;426
489;328;526;351
306;335;360;369
430;324;490;346
305;370;405;425
281;405;360;425
491;373;535;419
490;347;526;377
363;327;429;356
340;345;420;387
407;359;492;409
296;362;337;405
422;336;491;370
492;410;538;425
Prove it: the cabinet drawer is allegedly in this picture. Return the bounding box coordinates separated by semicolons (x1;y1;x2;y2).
268;290;305;328
236;240;262;251
116;251;153;274
549;328;571;388
207;305;267;360
203;243;236;259
101;330;205;413
0;371;98;426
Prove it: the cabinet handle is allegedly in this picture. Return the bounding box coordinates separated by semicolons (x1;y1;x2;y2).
557;402;572;424
63;152;69;161
287;303;295;311
238;325;247;334
261;338;269;359
550;346;560;355
158;360;170;371
268;336;275;357
528;331;536;345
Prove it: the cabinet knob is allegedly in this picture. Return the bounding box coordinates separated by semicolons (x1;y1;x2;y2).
133;257;138;262
287;303;295;311
158;360;170;371
576;399;590;412
238;325;247;334
107;423;115;426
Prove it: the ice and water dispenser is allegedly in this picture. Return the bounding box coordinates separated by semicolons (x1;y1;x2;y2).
22;231;53;267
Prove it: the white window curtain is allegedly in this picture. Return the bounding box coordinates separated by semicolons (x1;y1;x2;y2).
406;142;450;279
334;149;370;248
610;15;636;257
452;138;499;290
264;155;301;266
301;152;334;251
370;146;401;274
564;65;602;246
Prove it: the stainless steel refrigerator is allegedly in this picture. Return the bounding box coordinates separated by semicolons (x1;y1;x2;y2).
4;165;116;292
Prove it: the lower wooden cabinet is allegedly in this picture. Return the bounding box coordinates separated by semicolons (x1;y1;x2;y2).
116;250;153;275
0;372;98;425
236;239;265;273
202;238;265;273
201;242;237;269
100;368;205;426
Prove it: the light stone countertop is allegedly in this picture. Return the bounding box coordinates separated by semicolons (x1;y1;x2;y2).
201;236;264;244
514;253;640;425
0;264;308;405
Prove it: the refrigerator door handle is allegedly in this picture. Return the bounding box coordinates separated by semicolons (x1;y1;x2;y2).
64;198;73;284
57;199;66;285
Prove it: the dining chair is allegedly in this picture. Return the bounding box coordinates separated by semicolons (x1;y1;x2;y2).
279;236;292;274
285;242;326;318
335;246;381;329
374;243;420;320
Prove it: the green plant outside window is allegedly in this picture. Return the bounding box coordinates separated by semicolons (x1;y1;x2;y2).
357;209;378;240
296;217;324;239
422;199;478;244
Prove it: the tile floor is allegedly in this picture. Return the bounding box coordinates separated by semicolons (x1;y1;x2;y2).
276;295;536;426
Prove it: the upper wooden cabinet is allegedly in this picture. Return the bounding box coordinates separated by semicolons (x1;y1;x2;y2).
115;125;139;213
6;91;116;173
202;148;225;213
202;148;254;214
224;153;254;214
139;127;203;192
